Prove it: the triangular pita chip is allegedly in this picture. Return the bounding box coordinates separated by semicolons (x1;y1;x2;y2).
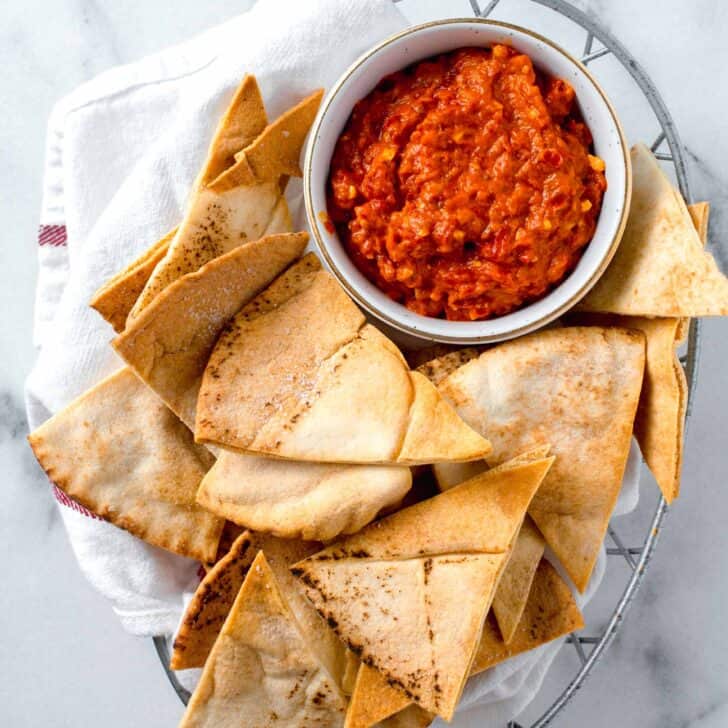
414;347;480;387
171;530;255;670
676;201;710;344
430;448;549;644
345;664;429;728
345;558;580;726
578;144;728;316
27;368;222;561
207;89;324;192
129;88;320;319
197;449;412;541
114;232;308;428
90;227;175;333
171;532;349;687
471;559;584;675
439;326;645;592
178;551;348;728
196;75;269;188
569;312;686;504
291;458;553;720
195;254;491;465
491;517;546;644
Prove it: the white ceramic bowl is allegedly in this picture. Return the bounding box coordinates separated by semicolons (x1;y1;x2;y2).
304;19;631;344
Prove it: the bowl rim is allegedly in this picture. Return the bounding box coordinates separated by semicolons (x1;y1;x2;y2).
303;17;632;344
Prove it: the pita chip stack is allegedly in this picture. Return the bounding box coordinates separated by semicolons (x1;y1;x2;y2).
90;226;176;333
491;517;546;644
114;231;309;428
195;254;491;466
27;368;223;562
171;532;348;686
346;557;582;728
578;144;728;316
439;327;645;593
178;551;348;728
291;457;554;720
129;84;321;320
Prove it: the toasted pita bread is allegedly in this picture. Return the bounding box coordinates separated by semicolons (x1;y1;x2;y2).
207;89;324;192
171;530;255;670
578;144;728;316
114;232;308;428
570;313;686;504
345;665;418;728
414;348;481;387
196;75;268;188
195;254;491;465
89;227;175;333
345;556;579;727
291;457;553;720
439;327;645;592
27;368;222;562
676;201;710;344
471;559;584;675
178;551;348;728
196;449;412;541
492;517;546;644
172;532;348;685
129;90;320;319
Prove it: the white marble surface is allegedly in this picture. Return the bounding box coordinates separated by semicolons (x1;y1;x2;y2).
2;1;727;726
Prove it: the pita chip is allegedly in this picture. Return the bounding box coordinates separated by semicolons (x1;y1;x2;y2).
27;368;222;562
291;457;553;720
578;144;728;316
197;449;412;542
129;88;320;319
345;556;579;727
676;201;710;344
345;665;432;728
171;530;255;670
195;254;491;465
439;327;645;592
114;232;308;428
570;313;687;504
172;533;349;685
178;551;348;728
471;559;584;675
90;227;175;333
491;517;546;644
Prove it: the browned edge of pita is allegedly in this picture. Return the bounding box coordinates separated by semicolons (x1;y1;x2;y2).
471;558;584;675
171;530;254;670
27;367;222;562
208;88;324;192
89;227;176;333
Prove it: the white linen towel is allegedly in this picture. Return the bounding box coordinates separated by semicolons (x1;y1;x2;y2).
25;0;640;721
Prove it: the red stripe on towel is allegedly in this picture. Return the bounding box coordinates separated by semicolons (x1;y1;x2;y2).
53;485;100;519
38;224;67;247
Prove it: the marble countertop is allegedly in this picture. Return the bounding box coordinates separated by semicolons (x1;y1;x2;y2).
2;1;727;726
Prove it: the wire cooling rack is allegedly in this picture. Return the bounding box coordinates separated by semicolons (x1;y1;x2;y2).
154;1;701;724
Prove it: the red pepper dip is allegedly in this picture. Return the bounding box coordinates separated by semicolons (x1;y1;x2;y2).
327;45;607;321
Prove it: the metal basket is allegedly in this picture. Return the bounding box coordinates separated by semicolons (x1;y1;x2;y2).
154;1;701;724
